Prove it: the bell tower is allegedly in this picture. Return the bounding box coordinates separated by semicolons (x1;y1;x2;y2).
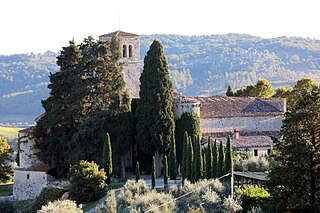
99;31;140;98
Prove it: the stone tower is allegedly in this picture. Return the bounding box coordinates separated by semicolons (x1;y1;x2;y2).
173;94;201;120
99;31;140;98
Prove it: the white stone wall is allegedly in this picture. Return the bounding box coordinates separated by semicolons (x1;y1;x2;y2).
239;147;272;157
173;103;201;120
201;115;283;134
18;132;41;168
13;170;48;200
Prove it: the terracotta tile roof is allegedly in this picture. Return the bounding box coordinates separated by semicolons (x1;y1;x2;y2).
16;162;50;172
194;96;285;118
203;135;273;148
173;96;200;104
99;30;139;38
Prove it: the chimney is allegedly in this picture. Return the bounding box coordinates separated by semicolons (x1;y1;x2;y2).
234;129;240;139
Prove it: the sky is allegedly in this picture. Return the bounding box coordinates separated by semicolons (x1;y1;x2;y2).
1;0;319;54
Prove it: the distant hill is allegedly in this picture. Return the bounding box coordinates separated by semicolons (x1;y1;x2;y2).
0;34;320;122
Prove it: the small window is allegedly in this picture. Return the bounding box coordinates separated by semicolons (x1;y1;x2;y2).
254;149;258;157
129;45;133;57
123;45;127;57
267;149;271;155
27;174;30;179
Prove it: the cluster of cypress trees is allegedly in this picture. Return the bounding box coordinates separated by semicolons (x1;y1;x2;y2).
182;132;233;183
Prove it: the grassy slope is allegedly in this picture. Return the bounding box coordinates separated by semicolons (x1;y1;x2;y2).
0;126;23;139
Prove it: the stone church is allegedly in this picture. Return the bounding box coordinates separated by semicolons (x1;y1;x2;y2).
13;31;286;200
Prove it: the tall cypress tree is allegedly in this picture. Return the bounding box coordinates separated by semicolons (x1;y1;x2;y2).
187;137;194;182
102;133;113;184
224;135;233;182
218;141;225;178
135;162;140;183
164;156;168;188
136;40;175;177
151;156;156;189
198;136;203;180
182;131;189;181
169;136;177;180
212;140;218;178
203;152;206;179
206;136;213;179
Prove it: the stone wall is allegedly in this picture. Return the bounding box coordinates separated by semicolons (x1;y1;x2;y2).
173;102;200;120
18;132;42;168
201;115;283;134
13;170;48;200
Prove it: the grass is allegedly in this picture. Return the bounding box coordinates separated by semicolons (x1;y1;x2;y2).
0;126;23;139
0;182;13;196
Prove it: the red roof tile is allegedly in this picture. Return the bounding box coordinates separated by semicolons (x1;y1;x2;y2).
99;31;139;38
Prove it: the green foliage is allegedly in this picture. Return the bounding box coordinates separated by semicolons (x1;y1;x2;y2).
0;201;16;213
34;37;128;176
0;137;13;183
206;137;213;179
182;131;189;181
38;199;82;213
102;133;112;184
193;136;203;181
235;185;270;211
169;137;177;180
212;140;218;178
151;156;156;189
175;112;201;168
218;141;225;178
267;84;320;212
136;40;175;156
187;137;194;182
164;156;168;188
226;85;234;96
69;160;106;203
32;186;66;211
224;136;233;182
135;162;140;183
234;78;273;98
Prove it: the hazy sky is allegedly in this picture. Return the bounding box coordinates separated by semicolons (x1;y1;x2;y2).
1;0;319;54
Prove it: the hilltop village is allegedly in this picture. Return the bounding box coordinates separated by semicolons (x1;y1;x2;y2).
1;31;319;213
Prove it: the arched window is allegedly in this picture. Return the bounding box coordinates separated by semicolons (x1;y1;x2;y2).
129;45;133;57
123;45;127;57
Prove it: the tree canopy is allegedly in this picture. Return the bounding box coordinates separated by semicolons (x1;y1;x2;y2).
267;84;320;212
0;137;12;183
34;37;129;176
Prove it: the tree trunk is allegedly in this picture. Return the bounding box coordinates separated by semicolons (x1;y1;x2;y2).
155;150;161;177
121;155;126;179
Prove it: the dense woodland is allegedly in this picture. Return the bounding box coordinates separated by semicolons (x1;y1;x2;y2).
1;34;320;121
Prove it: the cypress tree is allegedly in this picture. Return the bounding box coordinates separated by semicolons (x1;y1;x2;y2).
169;136;177;180
224;135;233;182
203;152;206;179
193;136;198;182
135;162;140;183
206;136;213;179
226;85;234;96
198;136;203;180
182;131;189;181
187;137;194;182
102;133;113;184
164;156;168;188
136;40;175;177
151;156;156;189
212;140;218;178
218;141;225;178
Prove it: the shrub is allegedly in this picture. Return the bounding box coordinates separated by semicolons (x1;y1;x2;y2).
69;160;106;203
235;185;270;211
96;190;116;213
32;186;66;211
38;199;82;213
0;201;16;213
222;197;242;213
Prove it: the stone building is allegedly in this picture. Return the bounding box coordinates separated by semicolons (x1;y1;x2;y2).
13;128;68;201
174;95;286;156
99;31;140;98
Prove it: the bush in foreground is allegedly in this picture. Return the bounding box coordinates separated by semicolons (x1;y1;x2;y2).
69;160;106;203
32;186;66;211
0;201;16;213
38;199;82;213
235;185;270;211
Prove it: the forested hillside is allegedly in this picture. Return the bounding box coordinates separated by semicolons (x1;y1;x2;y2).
1;34;320;122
